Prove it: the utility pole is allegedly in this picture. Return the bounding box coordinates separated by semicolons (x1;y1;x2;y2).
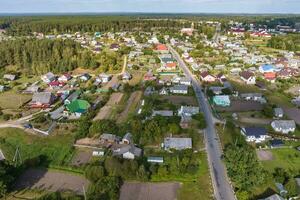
13;146;22;167
82;185;87;200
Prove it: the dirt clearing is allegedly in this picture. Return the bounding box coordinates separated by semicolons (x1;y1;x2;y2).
216;100;263;112
71;149;92;166
14;168;89;194
120;182;181;200
257;150;274;161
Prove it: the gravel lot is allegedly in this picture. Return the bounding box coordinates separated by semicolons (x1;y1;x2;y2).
120;182;181;200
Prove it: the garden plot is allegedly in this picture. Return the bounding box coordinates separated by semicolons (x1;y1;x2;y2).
160;95;198;106
14;168;89;194
216;100;263;112
117;91;142;123
257;150;274;161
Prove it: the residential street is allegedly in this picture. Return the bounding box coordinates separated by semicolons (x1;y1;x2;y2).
168;45;236;200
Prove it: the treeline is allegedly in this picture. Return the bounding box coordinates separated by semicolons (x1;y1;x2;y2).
0;16;189;35
0;39;98;75
268;34;300;51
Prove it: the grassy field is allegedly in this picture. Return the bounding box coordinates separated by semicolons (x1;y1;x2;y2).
261;148;300;173
177;152;212;200
150;152;212;200
0;128;75;166
0;91;31;109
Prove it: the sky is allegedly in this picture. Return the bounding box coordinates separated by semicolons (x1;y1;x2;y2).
0;0;300;14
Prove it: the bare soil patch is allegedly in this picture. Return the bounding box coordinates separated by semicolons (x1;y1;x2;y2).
71;150;92;166
14;168;89;194
120;182;181;200
216;100;263;112
257;150;274;161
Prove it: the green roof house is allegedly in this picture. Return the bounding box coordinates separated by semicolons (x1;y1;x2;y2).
213;95;230;107
65;99;90;118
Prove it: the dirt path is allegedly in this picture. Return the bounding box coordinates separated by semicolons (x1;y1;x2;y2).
93;93;124;121
120;55;127;75
117;91;142;123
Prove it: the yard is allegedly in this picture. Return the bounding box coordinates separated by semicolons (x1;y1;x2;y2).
0;128;75;166
159;95;198;106
261;148;300;173
0;91;31;109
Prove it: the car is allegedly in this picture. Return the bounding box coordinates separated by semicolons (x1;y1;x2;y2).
23;123;33;129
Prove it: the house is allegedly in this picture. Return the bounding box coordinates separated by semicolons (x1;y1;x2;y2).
271;120;296;134
274;108;284;118
3;74;16;81
240;71;256;85
64;90;81;105
99;73;111;83
181;28;194;36
163;62;177;70
122;72;132;81
209;86;225;95
270;139;284;148
152;110;174;117
213;95;230;107
113;145;142;159
240;93;266;103
41;72;55;83
179;77;192;86
58;74;72;82
65;99;91;118
110;43;120;51
100;133;120;144
241;127;269;143
122;133;133;144
92;150;105;157
260;194;284;200
49;81;65;89
79;73;91;82
147;157;164;164
144;86;155;96
155;44;168;53
216;73;226;83
164;137;192;150
200;72;216;82
144;71;156;81
264;72;276;82
24;85;40;94
170;85;188;94
178;106;199;118
159;87;168;95
30;92;55;108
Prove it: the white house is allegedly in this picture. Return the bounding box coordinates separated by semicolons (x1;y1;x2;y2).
241;127;269;143
271;120;296;134
240;71;256;85
170;85;188;94
41;72;55;83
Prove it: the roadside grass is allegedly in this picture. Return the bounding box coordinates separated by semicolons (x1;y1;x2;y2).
0;128;75;166
0;91;31;109
261;148;300;173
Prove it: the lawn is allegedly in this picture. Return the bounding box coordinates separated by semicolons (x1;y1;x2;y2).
261;148;300;173
0;128;75;166
150;152;212;200
0;91;31;109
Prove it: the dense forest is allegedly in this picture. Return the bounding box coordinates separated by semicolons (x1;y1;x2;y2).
0;39;98;74
268;34;300;51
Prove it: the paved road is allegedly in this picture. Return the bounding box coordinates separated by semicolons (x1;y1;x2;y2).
168;45;236;200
